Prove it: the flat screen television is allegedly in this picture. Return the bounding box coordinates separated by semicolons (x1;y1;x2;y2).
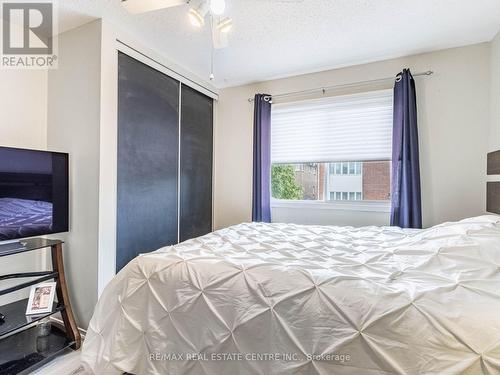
0;147;69;242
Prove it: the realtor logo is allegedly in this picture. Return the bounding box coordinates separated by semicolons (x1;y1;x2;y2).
1;0;58;68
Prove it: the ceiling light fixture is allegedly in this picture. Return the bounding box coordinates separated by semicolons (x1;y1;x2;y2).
209;0;226;15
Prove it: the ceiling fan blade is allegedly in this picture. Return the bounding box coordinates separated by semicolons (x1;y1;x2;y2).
212;28;229;50
121;0;187;14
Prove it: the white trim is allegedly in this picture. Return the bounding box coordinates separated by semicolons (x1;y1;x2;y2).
271;199;391;213
487;175;500;182
212;96;217;232
177;83;182;243
98;20;119;296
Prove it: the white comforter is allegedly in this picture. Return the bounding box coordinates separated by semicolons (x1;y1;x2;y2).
82;216;500;375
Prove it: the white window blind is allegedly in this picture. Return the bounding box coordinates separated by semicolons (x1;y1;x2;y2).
271;89;393;163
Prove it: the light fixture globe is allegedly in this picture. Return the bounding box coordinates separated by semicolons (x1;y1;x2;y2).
210;0;225;15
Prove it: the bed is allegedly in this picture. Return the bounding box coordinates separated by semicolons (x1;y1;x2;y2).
0;198;53;241
81;215;500;375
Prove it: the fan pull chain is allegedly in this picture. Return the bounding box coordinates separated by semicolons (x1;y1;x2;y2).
209;15;215;81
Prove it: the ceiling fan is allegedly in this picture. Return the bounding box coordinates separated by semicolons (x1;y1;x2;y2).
121;0;233;46
121;0;300;81
122;0;233;81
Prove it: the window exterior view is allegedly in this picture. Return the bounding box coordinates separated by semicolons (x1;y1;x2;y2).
271;161;391;202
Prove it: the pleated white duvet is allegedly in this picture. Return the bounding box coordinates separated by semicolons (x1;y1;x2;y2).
81;215;500;375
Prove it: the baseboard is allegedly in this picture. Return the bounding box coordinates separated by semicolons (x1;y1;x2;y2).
49;316;86;341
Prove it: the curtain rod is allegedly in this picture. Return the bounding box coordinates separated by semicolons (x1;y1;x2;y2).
247;70;434;103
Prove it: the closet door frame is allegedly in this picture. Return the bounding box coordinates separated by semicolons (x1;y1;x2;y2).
98;33;218;294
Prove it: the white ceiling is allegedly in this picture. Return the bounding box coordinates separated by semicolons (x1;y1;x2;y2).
58;0;500;88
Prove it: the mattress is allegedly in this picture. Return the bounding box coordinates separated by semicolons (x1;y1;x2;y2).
0;198;52;241
82;215;500;375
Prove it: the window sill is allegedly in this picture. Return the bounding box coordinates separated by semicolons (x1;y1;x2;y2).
271;199;391;213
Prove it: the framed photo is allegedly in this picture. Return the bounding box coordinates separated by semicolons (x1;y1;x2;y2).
26;282;57;315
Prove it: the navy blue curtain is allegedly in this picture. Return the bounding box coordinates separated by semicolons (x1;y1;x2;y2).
252;94;272;222
390;69;422;228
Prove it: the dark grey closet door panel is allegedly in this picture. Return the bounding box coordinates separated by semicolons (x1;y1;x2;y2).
117;52;179;272
180;85;213;242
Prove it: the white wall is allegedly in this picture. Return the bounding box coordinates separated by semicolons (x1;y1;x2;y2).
215;43;491;229
490;31;500;153
47;20;102;328
0;70;48;149
0;22;103;326
0;69;48;305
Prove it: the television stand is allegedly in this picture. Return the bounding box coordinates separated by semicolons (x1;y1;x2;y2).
0;238;81;374
0;241;28;255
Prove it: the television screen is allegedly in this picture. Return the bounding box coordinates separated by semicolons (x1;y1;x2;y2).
0;147;69;241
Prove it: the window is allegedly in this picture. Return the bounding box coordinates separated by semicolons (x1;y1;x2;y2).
349;163;355;175
355;162;361;175
342;163;348;175
270;90;393;204
330;191;362;201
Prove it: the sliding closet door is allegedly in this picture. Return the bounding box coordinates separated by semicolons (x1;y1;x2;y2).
116;52;179;272
179;85;213;242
